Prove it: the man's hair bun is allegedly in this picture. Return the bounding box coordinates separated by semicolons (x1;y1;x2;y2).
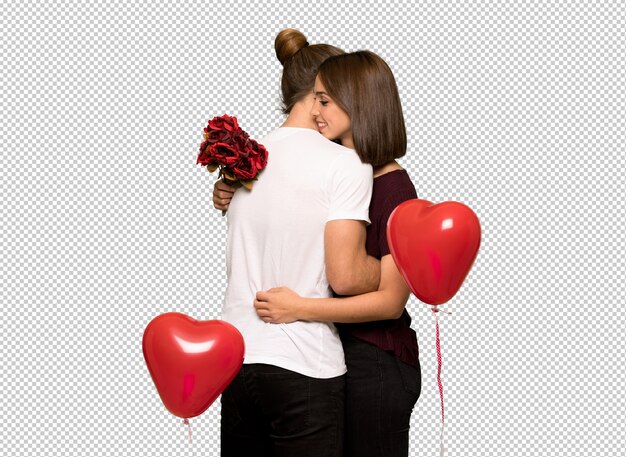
275;28;309;66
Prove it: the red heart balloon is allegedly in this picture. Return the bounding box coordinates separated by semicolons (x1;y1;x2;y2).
142;313;245;419
387;199;481;305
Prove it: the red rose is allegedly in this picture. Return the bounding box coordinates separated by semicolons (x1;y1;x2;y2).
232;156;259;180
197;139;217;166
246;139;268;169
231;130;250;151
210;142;240;167
204;115;241;145
208;114;239;132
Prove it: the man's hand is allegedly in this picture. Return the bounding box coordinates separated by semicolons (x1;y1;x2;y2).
213;180;237;211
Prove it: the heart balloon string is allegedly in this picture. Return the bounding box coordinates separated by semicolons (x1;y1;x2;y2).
182;418;197;457
432;306;451;457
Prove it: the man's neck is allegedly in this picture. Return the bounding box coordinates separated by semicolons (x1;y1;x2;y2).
281;117;315;129
281;97;317;130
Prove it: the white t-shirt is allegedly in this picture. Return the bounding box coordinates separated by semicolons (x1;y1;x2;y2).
220;127;373;378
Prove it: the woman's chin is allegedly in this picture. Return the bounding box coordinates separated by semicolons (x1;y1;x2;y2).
320;131;337;142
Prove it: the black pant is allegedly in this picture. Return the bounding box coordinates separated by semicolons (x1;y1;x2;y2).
220;363;345;457
341;333;421;457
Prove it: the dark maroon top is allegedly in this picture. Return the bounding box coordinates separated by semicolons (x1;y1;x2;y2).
337;169;420;368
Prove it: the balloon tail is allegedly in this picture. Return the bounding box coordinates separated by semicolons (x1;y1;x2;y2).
439;425;445;457
183;418;197;457
433;307;445;456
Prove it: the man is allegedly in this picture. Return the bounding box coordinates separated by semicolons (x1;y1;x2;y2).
215;29;379;457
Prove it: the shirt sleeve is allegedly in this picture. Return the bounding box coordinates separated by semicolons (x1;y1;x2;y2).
378;188;418;257
326;152;373;223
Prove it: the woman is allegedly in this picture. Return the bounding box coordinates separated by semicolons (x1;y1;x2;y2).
218;31;378;457
217;51;421;457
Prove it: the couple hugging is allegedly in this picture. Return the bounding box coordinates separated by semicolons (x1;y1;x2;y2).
213;28;420;457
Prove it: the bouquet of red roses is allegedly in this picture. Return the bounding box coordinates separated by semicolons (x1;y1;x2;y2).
197;115;268;190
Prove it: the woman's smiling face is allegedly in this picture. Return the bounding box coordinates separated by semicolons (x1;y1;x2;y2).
310;76;354;149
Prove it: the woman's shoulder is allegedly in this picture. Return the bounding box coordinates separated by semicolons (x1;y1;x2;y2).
373;169;417;210
373;160;403;178
374;168;414;190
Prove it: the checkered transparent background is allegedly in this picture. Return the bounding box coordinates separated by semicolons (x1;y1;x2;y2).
1;1;624;456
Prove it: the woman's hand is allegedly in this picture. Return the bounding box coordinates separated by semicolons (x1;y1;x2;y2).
254;287;305;324
213;180;237;211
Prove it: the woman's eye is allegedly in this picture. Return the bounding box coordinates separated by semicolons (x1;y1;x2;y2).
319;100;329;106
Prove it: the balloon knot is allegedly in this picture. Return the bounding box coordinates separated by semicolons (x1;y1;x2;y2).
431;305;452;315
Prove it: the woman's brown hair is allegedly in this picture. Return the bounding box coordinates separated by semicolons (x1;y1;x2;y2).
317;51;407;167
275;29;344;114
